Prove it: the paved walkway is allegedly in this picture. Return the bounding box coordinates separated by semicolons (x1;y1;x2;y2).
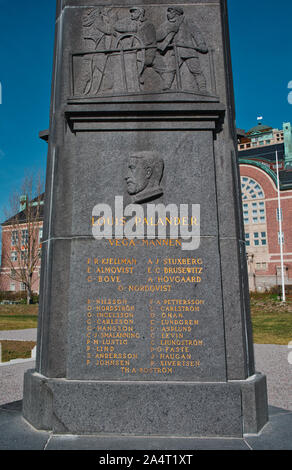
0;330;37;403
0;329;37;342
0;331;291;450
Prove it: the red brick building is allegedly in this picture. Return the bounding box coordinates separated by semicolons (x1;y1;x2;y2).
0;195;44;295
239;122;292;291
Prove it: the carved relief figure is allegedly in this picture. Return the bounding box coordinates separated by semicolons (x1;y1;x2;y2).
82;7;156;93
155;7;208;91
114;7;157;86
82;8;118;94
125;152;164;204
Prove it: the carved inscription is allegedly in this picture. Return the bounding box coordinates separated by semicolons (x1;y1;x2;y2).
85;247;205;378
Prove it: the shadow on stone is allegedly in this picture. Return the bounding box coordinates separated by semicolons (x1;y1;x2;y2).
0;400;23;412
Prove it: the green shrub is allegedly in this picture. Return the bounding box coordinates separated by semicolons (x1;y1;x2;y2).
0;291;39;304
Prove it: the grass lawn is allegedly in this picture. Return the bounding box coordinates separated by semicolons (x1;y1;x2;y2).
0;305;38;330
250;294;292;345
0;297;291;345
0;340;36;363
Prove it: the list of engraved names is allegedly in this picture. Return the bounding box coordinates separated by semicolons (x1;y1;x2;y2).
85;243;205;379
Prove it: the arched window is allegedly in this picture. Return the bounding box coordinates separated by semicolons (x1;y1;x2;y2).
241;176;267;228
241;177;265;201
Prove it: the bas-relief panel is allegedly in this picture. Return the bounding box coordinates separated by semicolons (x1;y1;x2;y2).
70;5;217;97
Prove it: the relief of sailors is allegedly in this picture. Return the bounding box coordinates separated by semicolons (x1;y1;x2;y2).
79;6;209;95
82;7;118;94
155;7;208;92
113;7;157;88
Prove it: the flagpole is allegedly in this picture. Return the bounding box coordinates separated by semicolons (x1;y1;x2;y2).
276;150;286;303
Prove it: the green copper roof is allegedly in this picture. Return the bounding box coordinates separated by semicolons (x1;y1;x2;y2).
246;124;272;135
239;158;292;190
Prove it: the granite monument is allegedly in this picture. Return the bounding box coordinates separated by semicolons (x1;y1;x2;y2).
23;0;269;438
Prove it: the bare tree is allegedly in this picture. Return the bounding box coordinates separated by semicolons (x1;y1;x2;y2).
2;173;44;304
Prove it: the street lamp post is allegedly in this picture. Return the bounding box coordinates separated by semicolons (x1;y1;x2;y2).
275;150;286;303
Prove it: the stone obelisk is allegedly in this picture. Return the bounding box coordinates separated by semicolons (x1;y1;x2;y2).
23;0;268;437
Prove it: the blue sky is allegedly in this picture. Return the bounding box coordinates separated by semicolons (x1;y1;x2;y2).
228;0;292;131
0;0;291;229
0;0;56;223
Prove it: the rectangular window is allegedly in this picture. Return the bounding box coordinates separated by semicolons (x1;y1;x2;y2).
11;231;18;246
277;208;283;221
261;231;267;245
10;283;16;292
245;233;250;246
278;232;284;245
21;229;28;245
256;262;267;271
11;251;17;262
21;250;28;261
253;217;258;223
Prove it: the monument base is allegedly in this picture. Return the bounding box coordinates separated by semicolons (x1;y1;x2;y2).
23;369;268;437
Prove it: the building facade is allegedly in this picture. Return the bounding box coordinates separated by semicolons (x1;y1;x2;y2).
239;122;292;291
0;196;44;295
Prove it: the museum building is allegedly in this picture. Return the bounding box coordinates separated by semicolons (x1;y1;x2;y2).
238;121;292;291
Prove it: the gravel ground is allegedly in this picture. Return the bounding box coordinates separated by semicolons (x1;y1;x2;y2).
0;360;35;405
254;344;292;411
0;332;291;410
